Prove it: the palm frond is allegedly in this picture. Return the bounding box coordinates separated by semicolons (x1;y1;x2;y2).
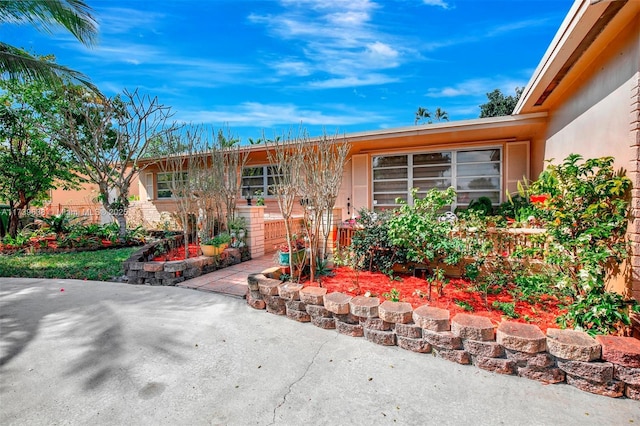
0;0;97;46
0;43;100;94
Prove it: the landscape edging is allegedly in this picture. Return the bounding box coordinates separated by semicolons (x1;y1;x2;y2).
246;272;640;401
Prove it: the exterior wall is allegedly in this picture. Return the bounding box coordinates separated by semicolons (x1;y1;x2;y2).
542;14;640;299
544;16;639;171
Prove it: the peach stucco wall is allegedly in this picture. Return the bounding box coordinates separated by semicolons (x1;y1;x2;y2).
541;13;640;298
544;16;639;171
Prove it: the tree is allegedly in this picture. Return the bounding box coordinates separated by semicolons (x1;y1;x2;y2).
266;131;304;275
57;88;176;238
433;107;449;122
415;106;448;125
0;78;81;237
0;0;99;92
157;126;205;259
216;128;248;229
479;87;523;118
414;107;430;125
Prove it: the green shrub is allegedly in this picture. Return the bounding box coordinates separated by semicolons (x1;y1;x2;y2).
528;154;637;335
387;187;467;267
350;209;407;274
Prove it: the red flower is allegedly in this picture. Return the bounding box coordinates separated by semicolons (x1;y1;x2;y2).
530;194;549;204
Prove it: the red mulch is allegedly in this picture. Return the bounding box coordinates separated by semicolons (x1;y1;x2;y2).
151;243;201;261
308;267;565;332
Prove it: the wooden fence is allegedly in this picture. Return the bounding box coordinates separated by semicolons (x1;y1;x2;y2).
264;217;305;254
336;224;548;258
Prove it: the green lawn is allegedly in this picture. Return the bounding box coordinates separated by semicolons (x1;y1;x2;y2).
0;247;139;281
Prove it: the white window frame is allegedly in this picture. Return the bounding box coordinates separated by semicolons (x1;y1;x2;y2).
371;147;502;210
241;165;281;198
156;172;188;199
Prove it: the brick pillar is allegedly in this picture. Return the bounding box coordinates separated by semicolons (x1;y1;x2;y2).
629;71;640;303
237;205;265;259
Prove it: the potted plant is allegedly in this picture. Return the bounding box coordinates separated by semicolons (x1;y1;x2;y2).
277;237;306;265
200;232;232;256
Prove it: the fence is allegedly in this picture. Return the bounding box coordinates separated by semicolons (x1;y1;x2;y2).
264;217;305;254
336;224;548;258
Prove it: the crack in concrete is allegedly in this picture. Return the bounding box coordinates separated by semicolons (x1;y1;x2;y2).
270;334;337;425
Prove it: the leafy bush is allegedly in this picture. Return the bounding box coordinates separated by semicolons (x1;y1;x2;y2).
39;211;83;235
528;154;637;335
387;187;468;267
350;209;407;274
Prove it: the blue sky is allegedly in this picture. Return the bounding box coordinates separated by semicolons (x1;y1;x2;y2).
5;0;573;142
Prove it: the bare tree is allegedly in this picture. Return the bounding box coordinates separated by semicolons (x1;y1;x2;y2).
266;130;304;274
216;128;248;230
58;88;175;237
298;130;349;282
157;127;203;258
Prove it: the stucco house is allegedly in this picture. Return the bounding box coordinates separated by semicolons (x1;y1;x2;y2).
50;0;639;298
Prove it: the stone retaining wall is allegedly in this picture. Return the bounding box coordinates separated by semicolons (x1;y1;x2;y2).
246;272;640;400
123;235;246;285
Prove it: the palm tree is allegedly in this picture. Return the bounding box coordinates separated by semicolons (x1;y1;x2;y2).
0;0;99;91
414;106;431;125
433;107;449;122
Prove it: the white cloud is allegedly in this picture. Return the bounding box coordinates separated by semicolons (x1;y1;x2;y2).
247;0;405;88
176;102;385;128
95;7;166;35
422;0;451;9
306;74;398;89
425;77;527;98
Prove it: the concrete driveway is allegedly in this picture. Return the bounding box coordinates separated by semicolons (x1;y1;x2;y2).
1;277;639;425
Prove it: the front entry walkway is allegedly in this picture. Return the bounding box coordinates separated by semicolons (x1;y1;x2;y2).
177;254;275;297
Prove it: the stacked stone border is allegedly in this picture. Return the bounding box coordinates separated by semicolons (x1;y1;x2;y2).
123;235;249;285
247;271;640;400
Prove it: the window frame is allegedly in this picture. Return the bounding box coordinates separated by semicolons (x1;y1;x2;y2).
156;171;189;199
241;165;282;198
371;147;502;211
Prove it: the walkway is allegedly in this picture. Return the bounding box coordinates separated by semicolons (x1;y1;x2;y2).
176;253;275;297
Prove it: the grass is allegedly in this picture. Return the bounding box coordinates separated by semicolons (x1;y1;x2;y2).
0;247;139;281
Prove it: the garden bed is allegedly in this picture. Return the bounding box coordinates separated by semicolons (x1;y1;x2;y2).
308;267;565;333
123;236;250;285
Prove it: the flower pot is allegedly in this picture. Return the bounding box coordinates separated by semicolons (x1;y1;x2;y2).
201;244;227;257
278;249;305;265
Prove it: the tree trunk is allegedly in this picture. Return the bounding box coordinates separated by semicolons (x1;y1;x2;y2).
8;209;20;238
115;214;127;239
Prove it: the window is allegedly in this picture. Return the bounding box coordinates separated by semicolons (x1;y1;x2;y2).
156;172;188;199
372;148;501;210
242;166;282;197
